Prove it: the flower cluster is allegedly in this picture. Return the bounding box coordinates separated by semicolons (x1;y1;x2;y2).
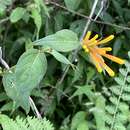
82;31;125;77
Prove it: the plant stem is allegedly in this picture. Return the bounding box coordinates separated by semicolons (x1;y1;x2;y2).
0;17;9;25
50;1;130;30
29;97;42;119
80;0;99;41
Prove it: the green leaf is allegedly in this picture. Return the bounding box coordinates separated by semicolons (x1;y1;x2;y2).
72;60;84;83
3;70;29;111
128;0;130;6
0;114;54;130
71;111;86;130
0;0;13;16
31;8;42;38
116;114;127;123
113;38;122;56
106;105;115;114
115;77;124;85
114;123;126;130
128;51;130;58
109;96;118;105
70;85;95;102
104;114;113;125
0;102;13;112
127;76;130;83
3;49;47;112
48;49;72;65
100;12;114;23
112;0;124;22
0;92;9;102
119;68;127;76
70;19;86;37
54;11;64;31
77;120;89;130
122;93;130;101
33;29;80;52
93;95;106;130
15;49;47;91
110;86;121;95
64;0;82;10
0;4;6;16
34;0;49;17
1;0;12;5
10;7;26;23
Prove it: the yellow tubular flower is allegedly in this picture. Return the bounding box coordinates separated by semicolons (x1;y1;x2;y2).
84;31;91;40
90;52;103;73
82;31;125;77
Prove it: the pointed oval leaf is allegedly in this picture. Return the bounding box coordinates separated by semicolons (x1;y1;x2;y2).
33;29;80;52
2;49;47;112
48;49;72;65
15;49;47;90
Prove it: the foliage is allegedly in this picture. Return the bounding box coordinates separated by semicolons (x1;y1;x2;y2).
104;61;130;130
0;114;54;130
0;0;130;130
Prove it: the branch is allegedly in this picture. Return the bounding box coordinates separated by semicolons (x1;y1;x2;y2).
0;17;9;25
80;0;99;40
29;97;42;119
50;1;130;31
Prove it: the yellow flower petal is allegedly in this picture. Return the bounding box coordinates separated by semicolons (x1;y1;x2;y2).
91;50;115;77
83;32;124;77
87;40;97;46
102;63;115;77
86;34;98;46
90;53;103;73
94;48;106;54
82;45;87;49
102;53;125;64
84;31;91;40
89;34;98;42
96;35;114;45
100;47;112;51
82;45;89;52
93;47;112;56
95;56;115;77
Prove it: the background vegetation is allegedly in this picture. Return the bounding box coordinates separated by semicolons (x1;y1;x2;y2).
0;0;130;130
